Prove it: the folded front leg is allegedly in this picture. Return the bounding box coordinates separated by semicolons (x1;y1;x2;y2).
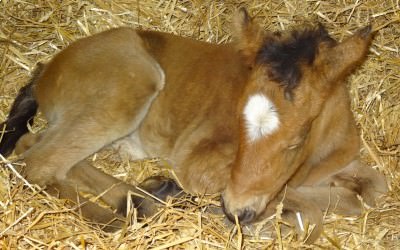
296;160;387;215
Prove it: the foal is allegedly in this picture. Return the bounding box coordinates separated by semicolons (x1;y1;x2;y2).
0;8;386;241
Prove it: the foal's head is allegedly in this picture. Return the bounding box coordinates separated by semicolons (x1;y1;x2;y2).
221;8;374;223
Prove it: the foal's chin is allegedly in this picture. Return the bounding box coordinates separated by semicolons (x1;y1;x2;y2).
221;190;270;224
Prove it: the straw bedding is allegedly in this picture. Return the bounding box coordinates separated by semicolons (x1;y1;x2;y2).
0;0;399;249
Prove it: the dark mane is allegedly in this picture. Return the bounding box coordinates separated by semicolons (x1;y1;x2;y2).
256;24;335;96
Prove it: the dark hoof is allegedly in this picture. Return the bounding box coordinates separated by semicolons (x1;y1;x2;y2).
358;25;373;39
117;192;159;219
117;176;183;220
138;176;183;201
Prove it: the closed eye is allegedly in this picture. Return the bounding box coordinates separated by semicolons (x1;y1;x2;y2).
287;135;307;150
287;143;301;150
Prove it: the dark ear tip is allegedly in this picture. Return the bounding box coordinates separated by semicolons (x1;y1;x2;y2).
358;24;374;38
237;7;250;24
316;22;329;36
238;7;248;14
316;22;325;30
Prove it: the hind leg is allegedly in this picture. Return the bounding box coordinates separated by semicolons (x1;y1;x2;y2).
19;78;165;220
18;119;173;227
13;130;130;230
20;119;130;186
22;124;180;230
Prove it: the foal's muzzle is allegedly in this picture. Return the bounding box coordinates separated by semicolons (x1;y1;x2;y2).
221;194;257;224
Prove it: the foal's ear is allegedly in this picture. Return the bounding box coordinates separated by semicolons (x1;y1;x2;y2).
318;25;374;84
232;8;265;65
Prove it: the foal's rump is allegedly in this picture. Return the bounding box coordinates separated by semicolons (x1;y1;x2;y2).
0;27;178;228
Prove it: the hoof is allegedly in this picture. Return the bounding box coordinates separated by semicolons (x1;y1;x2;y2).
138;176;183;201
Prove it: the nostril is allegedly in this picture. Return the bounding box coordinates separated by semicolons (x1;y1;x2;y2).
238;208;256;223
220;195;257;224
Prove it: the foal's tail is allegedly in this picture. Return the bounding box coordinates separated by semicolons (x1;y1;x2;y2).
0;64;42;157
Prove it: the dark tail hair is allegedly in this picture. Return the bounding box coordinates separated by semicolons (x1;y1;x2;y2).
0;64;43;157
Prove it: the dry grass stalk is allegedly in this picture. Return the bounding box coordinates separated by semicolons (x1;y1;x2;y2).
1;0;399;248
